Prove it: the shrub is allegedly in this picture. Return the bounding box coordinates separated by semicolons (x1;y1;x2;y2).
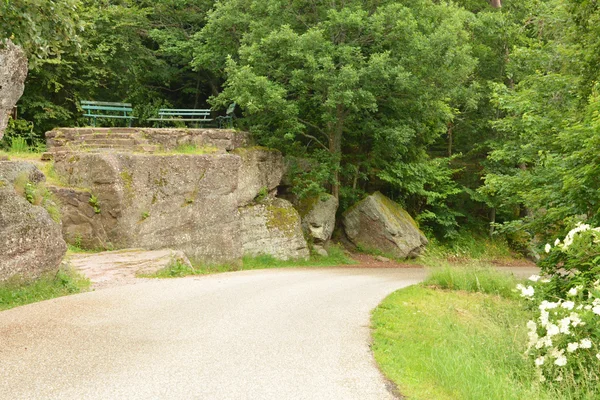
518;224;600;393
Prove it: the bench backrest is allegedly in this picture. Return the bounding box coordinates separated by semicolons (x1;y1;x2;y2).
157;109;211;118
81;101;133;113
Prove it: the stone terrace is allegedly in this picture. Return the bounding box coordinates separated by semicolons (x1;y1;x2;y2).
45;127;250;155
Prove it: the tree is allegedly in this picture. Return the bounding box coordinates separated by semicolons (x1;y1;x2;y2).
194;0;476;236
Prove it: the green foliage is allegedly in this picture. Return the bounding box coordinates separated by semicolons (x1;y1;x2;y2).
0;267;90;311
372;285;553;399
0;0;81;61
88;194;100;214
424;266;520;299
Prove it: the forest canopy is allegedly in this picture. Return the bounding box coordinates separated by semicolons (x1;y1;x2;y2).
2;0;598;254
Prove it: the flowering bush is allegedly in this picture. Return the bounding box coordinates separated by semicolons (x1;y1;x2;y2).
517;224;600;387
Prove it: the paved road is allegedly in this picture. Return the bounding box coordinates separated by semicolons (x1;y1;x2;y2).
0;266;536;400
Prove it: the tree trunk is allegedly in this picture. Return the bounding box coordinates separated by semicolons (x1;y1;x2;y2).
447;122;453;157
329;104;345;200
489;0;502;8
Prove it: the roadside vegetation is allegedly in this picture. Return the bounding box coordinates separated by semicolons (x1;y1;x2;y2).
0;267;90;312
373;225;600;400
147;245;355;278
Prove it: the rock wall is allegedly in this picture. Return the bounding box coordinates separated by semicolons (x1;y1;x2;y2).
0;40;28;139
46;128;250;154
52;146;304;263
0;161;66;281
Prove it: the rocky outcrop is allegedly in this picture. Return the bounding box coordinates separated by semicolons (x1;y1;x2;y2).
0;160;46;184
299;194;338;243
0;177;66;281
45;128;250;154
343;192;428;258
234;147;284;206
49;186;106;249
240;198;309;260
0;40;28;140
52;146;305;263
53;152;242;264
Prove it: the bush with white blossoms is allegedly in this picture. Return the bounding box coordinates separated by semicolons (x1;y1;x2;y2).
519;223;600;385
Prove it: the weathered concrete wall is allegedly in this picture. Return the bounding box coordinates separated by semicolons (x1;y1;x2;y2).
0;40;28;139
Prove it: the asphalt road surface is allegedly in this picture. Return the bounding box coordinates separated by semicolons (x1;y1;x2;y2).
0;266;536;400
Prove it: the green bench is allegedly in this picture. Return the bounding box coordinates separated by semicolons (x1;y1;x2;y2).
81;101;135;127
148;109;212;127
215;103;236;129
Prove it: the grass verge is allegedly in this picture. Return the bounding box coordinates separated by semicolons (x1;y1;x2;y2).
0;267;90;312
371;283;553;400
147;245;356;278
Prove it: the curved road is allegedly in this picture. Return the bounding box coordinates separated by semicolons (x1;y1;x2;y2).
0;266;535;399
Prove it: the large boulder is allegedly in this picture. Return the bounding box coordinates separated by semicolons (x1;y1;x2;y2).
0;40;28;140
343;192;428;258
53;152;243;264
0;178;67;281
298;194;338;243
240;198;309;260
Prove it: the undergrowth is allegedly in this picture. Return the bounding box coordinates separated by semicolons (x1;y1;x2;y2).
0;267;90;311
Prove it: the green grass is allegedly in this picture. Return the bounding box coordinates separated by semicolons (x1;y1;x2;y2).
415;233;518;267
0;267;90;312
423;266;520;299
147;245;356;278
155;144;219;155
372;284;553;400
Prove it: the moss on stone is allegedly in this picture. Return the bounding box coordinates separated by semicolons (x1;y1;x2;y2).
119;169;134;201
373;191;419;230
266;201;300;238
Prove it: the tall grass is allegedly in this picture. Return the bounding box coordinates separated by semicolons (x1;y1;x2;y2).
372;285;553;400
424;266;520;299
418;232;517;266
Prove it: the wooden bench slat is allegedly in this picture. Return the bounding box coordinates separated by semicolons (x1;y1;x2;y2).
148;118;213;122
158;108;211;112
81;101;132;107
83;114;137;119
82;106;133;112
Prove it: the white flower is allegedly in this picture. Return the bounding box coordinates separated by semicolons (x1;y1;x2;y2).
570;312;582;326
592;306;600;315
546;324;560;337
562;301;575;310
585;305;593;311
580;338;593;349
555;375;563;381
568;287;579;296
596;353;600;361
545;243;552;253
529;275;541;282
516;284;535;298
567;342;579;352
555;355;567;366
554;238;561;246
527;320;537;331
540;310;549;327
540;301;559;310
559;317;571;334
535;356;545;366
